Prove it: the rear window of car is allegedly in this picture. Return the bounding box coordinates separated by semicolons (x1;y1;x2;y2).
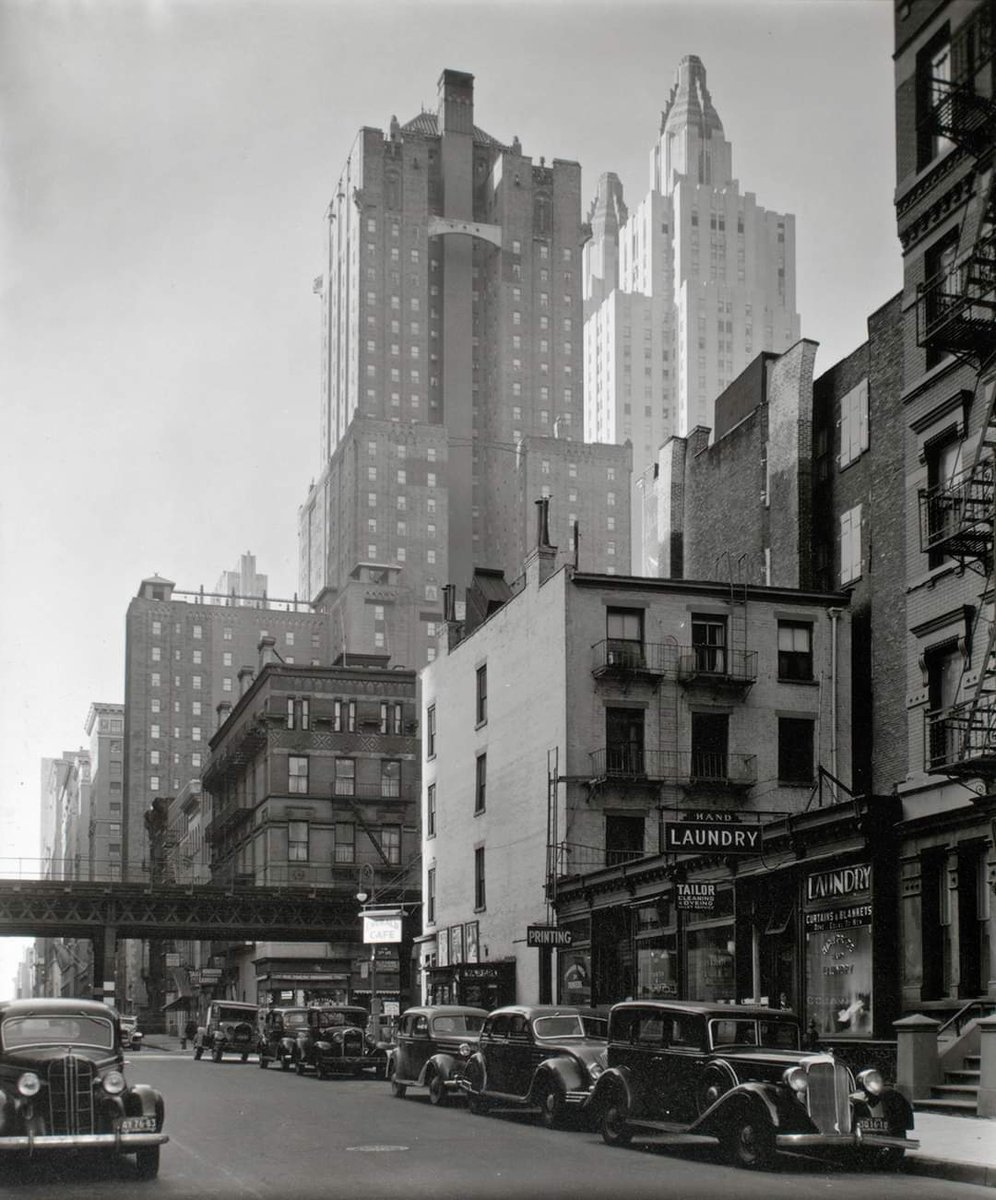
431;1014;484;1035
215;1008;254;1023
3;1015;115;1050
283;1013;309;1029
533;1015;584;1039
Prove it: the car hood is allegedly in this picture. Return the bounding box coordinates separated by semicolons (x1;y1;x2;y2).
0;1045;119;1071
710;1046;809;1071
541;1039;607;1069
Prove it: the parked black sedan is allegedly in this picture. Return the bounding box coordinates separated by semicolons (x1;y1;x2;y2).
388;1005;488;1105
294;1006;387;1078
460;1005;607;1129
587;1000;918;1170
257;1006;310;1070
0;997;168;1178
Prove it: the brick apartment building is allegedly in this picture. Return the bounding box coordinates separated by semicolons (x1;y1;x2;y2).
418;524;893;1037
299;68;631;667
201;650;420;1012
893;0;996;1012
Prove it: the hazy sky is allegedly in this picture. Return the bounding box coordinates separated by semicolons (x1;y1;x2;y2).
0;0;899;988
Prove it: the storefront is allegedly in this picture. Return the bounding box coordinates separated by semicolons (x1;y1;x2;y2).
426;961;516;1009
255;959;351;1007
553;795;902;1040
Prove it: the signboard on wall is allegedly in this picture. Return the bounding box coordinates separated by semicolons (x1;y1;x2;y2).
676;882;716;911
362;911;402;944
527;925;573;948
804;862;873;1038
664;821;761;854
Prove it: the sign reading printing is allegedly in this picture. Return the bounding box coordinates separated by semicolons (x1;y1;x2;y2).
527;925;573;948
676;882;716;911
664;820;761;854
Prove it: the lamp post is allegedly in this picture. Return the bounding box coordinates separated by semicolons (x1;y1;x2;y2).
355;865;378;1039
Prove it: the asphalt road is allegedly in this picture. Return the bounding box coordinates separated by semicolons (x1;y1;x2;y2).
3;1051;991;1200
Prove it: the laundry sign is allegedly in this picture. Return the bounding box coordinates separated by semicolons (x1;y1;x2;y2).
664;820;762;854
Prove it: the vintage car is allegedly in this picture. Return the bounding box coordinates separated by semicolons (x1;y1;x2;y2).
0;997;167;1178
587;1001;918;1170
193;1000;258;1063
293;1005;387;1078
257;1007;310;1070
387;1005;488;1105
460;1005;608;1129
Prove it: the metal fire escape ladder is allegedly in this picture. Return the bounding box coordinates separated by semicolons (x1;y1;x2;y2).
343;796;394;868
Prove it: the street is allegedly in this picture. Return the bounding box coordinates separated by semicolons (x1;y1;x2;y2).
1;1051;990;1200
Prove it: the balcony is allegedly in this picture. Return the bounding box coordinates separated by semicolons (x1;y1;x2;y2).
925;702;996;777
923;80;996;160
917;233;996;362
551;841;648;881
588;747;756;791
591;639;669;681
675;646;758;692
918;458;994;567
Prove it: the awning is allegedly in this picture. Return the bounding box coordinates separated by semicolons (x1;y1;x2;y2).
256;973;349;984
162;995;194;1011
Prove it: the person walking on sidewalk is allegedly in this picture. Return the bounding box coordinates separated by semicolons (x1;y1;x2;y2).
182;1017;197;1051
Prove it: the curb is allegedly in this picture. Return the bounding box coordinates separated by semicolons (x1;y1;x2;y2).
906;1155;996;1189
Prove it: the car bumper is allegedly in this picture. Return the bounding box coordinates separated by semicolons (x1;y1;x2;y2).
776;1131;919;1151
565;1091;590;1108
0;1132;169;1151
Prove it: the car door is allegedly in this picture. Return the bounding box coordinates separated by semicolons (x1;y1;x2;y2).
482;1014;510;1093
503;1013;536;1098
631;1009;672;1119
409;1014;431;1081
660;1013;709;1123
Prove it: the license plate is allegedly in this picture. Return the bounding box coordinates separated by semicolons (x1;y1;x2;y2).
120;1116;158;1133
858;1118;890;1133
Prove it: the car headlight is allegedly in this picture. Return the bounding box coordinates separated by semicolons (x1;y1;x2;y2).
102;1070;126;1095
458;1043;471;1058
588;1062;604;1081
857;1068;883;1096
783;1066;809;1094
17;1072;41;1097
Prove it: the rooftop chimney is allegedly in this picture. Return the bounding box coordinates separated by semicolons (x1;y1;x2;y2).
237;666;255;696
257;635;279;670
216;700;232;730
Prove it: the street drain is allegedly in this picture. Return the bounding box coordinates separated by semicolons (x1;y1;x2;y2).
346;1145;410;1153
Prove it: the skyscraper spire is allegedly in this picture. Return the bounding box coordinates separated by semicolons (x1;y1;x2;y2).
653;54;733;193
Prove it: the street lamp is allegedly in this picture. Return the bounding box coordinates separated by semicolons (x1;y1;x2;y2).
355;865;378;1036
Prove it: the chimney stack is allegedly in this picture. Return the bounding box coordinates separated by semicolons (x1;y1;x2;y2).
237;666;255;696
216;700;232;730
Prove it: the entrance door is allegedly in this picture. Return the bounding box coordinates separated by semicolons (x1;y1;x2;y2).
690;712;729;781
957;843;985;998
920;850;946;1000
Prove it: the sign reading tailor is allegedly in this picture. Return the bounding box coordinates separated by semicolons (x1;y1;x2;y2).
676;882;716;911
664;820;762;854
527;925;573;948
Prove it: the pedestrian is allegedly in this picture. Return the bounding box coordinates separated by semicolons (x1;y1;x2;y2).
182;1017;197;1051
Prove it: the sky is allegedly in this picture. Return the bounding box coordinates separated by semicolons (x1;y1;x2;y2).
0;0;900;991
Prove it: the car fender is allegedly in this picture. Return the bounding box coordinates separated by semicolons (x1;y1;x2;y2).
586;1066;633;1118
313;1040;332;1055
529;1055;586;1103
689;1080;787;1139
422;1051;459;1085
125;1084;164;1125
463;1051;487;1094
853;1086;914;1132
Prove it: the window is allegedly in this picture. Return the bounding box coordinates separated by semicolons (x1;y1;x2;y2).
778;717;814;783
334;758;355;796
474;847;486;910
192;649;202;664
476;664;488;724
287;698;296;729
926;640;962;769
427;704;437;756
606;608;643;667
223;652;232;666
380;702;403;735
918;31;953;166
605;815;645;866
840;505;863;584
427;866;436;924
192;675;202;690
778;622;813;681
838;379;869;468
334;823;355;864
192;726;202;742
192;624;202;639
288;820;309;862
150;776;160;792
381;825;401;865
151;647;161;662
288;755;308;795
606;707;644;774
149;750;160;766
691;712;729;781
223;626;232;641
427;783;436;838
378;760;401;798
150;724;160;740
191;700;201;716
150;672;160;687
475;753;487;814
223;677;232;692
334;699;356;733
150;698;161;713
925;434;964;566
191;752;201;768
691;615;727;673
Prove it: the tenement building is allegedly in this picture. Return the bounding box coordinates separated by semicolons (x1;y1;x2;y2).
893;0;996;1014
299;68;631;667
584;55;800;563
418;521;901;1046
202;649;420;1011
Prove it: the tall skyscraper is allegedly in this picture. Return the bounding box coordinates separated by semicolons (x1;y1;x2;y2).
583;56;801;568
299;69;631;665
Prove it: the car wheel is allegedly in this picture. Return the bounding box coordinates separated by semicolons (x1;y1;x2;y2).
537;1078;566;1130
193;1047;203;1061
241;1053;249;1063
724;1108;775;1170
863;1146;906;1171
696;1068;731;1116
259;1054;268;1069
467;1088;490;1116
280;1052;291;1071
427;1070;448;1107
211;1048;222;1064
390;1076;407;1099
135;1146;160;1180
601;1100;633;1147
295;1059;306;1076
316;1064;328;1080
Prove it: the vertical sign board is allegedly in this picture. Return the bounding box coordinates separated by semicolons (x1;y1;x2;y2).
804;864;873;1038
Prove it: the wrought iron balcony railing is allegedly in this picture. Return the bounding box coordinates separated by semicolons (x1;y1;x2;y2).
589;747;757;789
917;232;996;361
674;646;758;688
925;703;996;776
551;841;648;880
918;458;994;565
923;78;996;160
591;640;757;689
591;639;669;677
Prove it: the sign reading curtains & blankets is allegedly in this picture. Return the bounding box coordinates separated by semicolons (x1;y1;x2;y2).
804;864;873;1039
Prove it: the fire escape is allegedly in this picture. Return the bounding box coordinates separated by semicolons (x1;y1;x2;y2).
917;6;996;781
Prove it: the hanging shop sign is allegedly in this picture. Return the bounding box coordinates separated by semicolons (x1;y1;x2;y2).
806;864;872;903
676;882;716;911
664;819;761;854
527;925;573;948
362;910;403;944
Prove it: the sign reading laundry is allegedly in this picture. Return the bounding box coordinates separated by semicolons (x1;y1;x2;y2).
664;820;762;853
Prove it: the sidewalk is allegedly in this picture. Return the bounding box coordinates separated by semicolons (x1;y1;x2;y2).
136;1036;996;1187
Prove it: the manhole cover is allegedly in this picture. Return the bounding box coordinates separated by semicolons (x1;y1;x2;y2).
346;1145;410;1153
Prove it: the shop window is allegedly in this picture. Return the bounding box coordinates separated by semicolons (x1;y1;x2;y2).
778;717;814;783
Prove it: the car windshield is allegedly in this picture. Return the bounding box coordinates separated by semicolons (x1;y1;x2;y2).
533;1015;585;1039
315;1010;367;1030
3;1015;115;1050
283;1012;309;1029
431;1014;485;1035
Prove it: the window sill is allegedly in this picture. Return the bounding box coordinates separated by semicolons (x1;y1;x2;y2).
778;778;815;787
777;677;818;686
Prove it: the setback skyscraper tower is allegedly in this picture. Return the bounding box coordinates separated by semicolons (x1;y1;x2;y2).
300;70;631;666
